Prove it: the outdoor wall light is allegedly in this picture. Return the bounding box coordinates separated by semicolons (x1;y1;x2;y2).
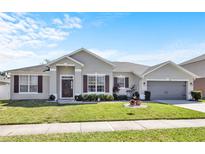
143;82;146;85
190;82;193;85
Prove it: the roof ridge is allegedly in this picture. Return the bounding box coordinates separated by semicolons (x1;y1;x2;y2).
112;61;150;67
180;53;205;65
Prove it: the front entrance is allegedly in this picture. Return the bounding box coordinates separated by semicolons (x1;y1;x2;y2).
60;75;74;99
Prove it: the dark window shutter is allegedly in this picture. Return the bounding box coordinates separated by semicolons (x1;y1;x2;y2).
38;76;43;93
83;75;87;93
125;77;129;88
105;75;109;93
114;77;118;86
14;75;19;93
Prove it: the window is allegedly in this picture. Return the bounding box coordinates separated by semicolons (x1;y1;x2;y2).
88;75;96;92
29;76;38;92
19;75;38;93
97;76;105;92
88;75;105;93
19;75;29;92
117;77;125;88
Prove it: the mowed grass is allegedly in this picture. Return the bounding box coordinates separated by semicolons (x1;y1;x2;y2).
1;100;205;125
1;127;205;142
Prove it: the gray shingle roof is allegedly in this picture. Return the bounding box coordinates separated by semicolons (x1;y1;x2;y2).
7;64;48;72
112;62;150;76
180;54;205;65
142;61;170;75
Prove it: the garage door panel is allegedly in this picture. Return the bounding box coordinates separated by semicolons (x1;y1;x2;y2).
147;81;186;100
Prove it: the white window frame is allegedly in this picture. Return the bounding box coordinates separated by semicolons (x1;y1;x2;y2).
87;74;105;93
19;75;38;94
116;76;126;89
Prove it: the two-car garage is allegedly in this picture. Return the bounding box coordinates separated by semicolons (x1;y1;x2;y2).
142;61;196;100
147;81;187;100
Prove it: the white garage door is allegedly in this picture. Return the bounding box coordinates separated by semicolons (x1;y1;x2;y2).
147;81;186;100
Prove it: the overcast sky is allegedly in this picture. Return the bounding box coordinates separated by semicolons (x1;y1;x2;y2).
0;12;205;71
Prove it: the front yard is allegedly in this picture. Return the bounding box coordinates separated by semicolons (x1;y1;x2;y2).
1;100;205;125
1;127;205;142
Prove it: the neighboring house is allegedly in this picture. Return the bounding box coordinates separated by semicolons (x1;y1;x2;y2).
0;76;10;100
7;48;197;101
180;54;205;97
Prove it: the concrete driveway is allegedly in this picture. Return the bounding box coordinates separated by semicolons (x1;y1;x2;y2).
155;100;205;113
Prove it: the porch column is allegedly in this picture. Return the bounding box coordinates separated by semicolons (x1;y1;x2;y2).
49;67;57;99
74;68;82;95
139;79;146;100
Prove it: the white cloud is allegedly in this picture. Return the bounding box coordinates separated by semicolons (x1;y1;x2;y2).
47;43;58;48
53;14;82;29
0;13;16;22
0;13;81;51
0;13;83;71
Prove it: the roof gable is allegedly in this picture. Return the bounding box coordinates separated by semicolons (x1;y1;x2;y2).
68;48;115;67
143;61;198;78
47;56;84;67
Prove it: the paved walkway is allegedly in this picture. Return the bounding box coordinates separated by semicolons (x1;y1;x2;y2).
1;119;205;136
155;100;205;113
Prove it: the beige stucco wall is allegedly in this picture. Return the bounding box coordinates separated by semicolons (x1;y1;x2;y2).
113;72;140;95
71;51;114;95
10;75;49;100
141;63;194;100
181;60;205;77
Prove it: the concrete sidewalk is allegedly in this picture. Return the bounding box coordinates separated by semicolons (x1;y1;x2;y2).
1;119;205;136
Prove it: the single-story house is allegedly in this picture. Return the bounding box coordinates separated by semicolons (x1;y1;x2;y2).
7;48;198;101
180;54;205;97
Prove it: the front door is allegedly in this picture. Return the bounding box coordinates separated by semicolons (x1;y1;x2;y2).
61;76;73;98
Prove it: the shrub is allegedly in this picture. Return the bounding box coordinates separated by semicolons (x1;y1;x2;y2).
98;94;106;101
105;95;114;101
82;94;89;101
49;95;56;101
117;95;128;100
81;94;114;102
75;95;83;101
90;94;97;101
133;91;140;99
113;94;118;100
191;91;202;101
144;91;151;101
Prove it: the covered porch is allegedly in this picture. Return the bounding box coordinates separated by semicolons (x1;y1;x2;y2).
47;56;84;101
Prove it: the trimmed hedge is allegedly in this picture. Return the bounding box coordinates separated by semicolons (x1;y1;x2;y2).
113;94;128;101
191;91;202;101
75;94;114;102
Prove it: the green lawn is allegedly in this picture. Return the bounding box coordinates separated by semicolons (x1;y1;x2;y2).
1;100;205;125
1;127;205;142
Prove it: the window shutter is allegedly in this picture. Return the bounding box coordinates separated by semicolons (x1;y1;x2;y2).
83;75;87;93
105;75;109;93
38;76;43;93
114;77;118;86
14;75;19;93
125;77;129;88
